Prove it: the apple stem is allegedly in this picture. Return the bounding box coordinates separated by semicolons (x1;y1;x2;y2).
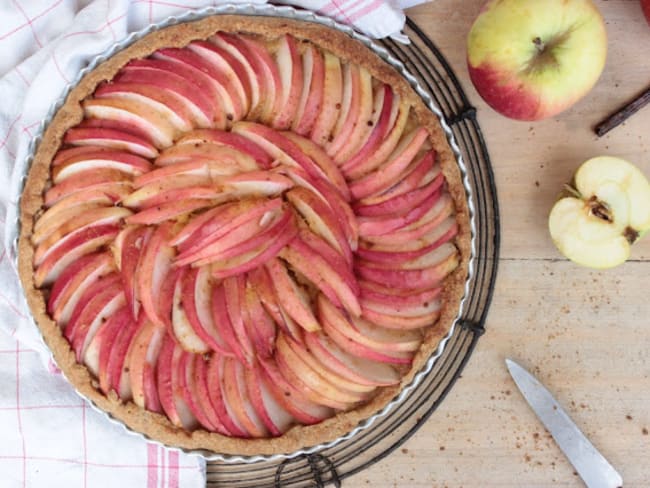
563;184;582;199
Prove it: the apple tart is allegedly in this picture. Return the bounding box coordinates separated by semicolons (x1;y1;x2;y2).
18;15;471;455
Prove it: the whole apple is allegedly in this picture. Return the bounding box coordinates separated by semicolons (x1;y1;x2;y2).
548;156;650;269
642;0;650;25
467;0;608;121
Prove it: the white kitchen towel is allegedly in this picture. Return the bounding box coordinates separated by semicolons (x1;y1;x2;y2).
0;0;423;487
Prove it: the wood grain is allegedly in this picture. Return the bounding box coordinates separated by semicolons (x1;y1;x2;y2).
352;1;650;486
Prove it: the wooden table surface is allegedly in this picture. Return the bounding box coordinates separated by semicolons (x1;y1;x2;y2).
353;1;650;486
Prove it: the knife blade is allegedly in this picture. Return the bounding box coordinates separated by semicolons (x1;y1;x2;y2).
505;359;623;488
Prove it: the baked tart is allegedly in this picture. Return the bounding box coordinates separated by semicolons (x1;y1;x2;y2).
17;14;471;456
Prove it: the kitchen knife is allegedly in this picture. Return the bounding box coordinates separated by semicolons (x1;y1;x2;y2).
505;359;623;488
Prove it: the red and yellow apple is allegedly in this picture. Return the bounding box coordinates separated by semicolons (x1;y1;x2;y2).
548;156;650;268
467;0;607;120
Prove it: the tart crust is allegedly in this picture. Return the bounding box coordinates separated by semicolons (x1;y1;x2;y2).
17;15;471;456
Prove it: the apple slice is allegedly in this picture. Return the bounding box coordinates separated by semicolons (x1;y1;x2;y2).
103;307;141;397
258;357;333;424
178;351;219;431
223;276;255;363
171;267;210;354
244;362;294;436
114;225;152;319
205;355;249;437
360;306;440;330
240;35;283;123
155;334;199;430
549;156;650;268
211;283;247;363
125;198;216;225
63;126;159;158
34;224;119;287
246;267;295;335
360;281;442;317
241;281;276;359
191;353;231;435
221;357;268;437
126;318;165;411
180;267;232;355
279;239;361;318
85;302;129;387
292;44;324;136
34;207;132;264
83;97;179;148
271;34;303;130
44;169;133;207
175;129;272;168
303;332;400;386
349;130;430;200
265;257;320;332
48;252;115;324
279;332;375;394
310;52;343;147
51;150;151;182
136;222;175;329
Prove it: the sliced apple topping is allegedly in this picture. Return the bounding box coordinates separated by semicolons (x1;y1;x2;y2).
30;31;464;443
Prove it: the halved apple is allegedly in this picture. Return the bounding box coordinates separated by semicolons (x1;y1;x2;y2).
549;156;650;268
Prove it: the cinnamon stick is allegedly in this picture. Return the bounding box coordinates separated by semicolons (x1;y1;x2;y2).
594;86;650;137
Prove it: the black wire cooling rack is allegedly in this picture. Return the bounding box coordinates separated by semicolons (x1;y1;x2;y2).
205;17;500;488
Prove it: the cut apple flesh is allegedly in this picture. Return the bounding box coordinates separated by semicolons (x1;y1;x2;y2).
29;31;466;443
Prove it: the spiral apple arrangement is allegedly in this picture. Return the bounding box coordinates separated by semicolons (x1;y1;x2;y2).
30;32;461;438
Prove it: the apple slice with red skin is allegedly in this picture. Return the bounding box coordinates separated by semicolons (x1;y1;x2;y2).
168;204;232;248
75;117;156;148
319;298;414;365
244;362;294;436
126;198;216;226
240;35;283;123
102;307;141;396
355;242;460;290
134;156;251;188
63;126;159;158
154;142;258;171
223;276;255;363
304;332;400;387
125;184;221;215
175;129;272;169
279;332;375;394
157;45;246;123
361;193;455;247
279;166;358;251
44;169;133;207
281;131;349;201
85;302;129;389
326;62;358;154
279;239;361;317
342;93;406;179
53;145;113;166
171;267;210;354
296;227;356;285
265;257;320;333
211;283;247;363
292;44;324;136
271;34;303;130
174;197;282;261
205;355;249;437
357;217;458;265
94;81;195;133
180;267;232;355
51;150;152;184
175;204;287;267
275;332;365;407
359;280;442;316
114;225;151;319
221;357;269;437
68;277;126;362
311;52;343;147
354;170;443;220
83;97;179;148
258;357;333;424
328;65;374;161
155;334;199;430
118;58;221;125
240;281;276;359
34;224;120;287
219;171;294;198
48;252;115;324
191;354;231;435
34;207;132;264
125;318;165;412
349;130;430;200
357;184;443;237
360;306;440;330
177;351;219;431
210;32;262;117
246;267;297;337
136;222;176;329
285;186;353;265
